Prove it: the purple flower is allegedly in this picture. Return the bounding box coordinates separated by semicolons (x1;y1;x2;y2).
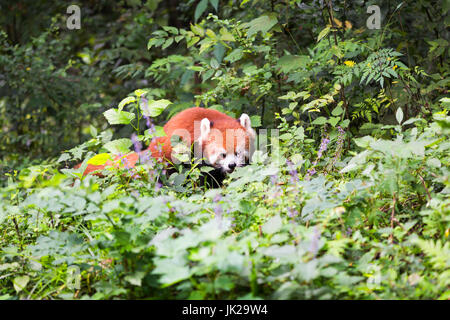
132;190;140;198
214;204;223;217
213;193;222;203
270;175;278;185
317;137;330;159
131;133;142;153
140;98;149;115
306;131;331;179
288;207;299;218
286;160;299;183
346;227;352;237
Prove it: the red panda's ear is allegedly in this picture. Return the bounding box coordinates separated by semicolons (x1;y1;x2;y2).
239;113;256;139
199;118;211;145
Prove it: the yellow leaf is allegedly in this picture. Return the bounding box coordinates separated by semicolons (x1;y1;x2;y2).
333;18;343;28
87;153;112;166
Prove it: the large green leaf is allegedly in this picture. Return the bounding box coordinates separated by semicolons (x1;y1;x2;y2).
194;0;208;22
276;55;309;73
244;15;278;38
103;138;132;154
141;99;172;117
103;109;135;125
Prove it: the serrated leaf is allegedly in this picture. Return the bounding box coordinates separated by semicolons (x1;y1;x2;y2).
57;153;71;163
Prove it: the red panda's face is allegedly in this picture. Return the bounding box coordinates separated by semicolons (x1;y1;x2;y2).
198;114;255;173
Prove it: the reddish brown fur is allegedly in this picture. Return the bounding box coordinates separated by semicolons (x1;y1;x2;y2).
76;107;250;176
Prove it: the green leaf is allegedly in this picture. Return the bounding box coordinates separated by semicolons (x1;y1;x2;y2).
209;0;219;11
162;37;174;50
145;126;166;139
328;116;340;127
210;57;219;69
190;24;204;36
317;26;331;42
331;105;344;116
224;48;243;63
141;99;172;117
250;115;262;127
219;28;234;42
276;55;308;73
13;276;30;293
396;107;404;124
202;69;215;81
244;15;278;38
195;0;208;22
57;153;71;163
118;96;136;111
312;116;327;125
162;26;179;35
103;139;132;154
89;125;98;137
262;215;282;235
124;271;146;286
103;109;136;125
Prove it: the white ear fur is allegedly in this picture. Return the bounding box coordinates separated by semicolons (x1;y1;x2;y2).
239;113;251;129
199;118;211;145
239;113;256;139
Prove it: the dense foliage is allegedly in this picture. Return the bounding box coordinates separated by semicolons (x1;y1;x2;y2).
0;0;449;299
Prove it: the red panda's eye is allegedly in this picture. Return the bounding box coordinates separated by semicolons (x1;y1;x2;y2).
221;153;226;159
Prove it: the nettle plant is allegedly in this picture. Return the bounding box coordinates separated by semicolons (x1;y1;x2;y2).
341;107;449;238
54;88;171;188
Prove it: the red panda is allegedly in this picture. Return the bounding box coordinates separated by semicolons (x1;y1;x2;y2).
77;107;255;181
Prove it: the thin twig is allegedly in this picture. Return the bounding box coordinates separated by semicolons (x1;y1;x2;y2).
389;193;396;243
12;217;23;251
417;172;432;201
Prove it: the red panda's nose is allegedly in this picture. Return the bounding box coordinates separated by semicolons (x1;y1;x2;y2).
229;163;236;170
